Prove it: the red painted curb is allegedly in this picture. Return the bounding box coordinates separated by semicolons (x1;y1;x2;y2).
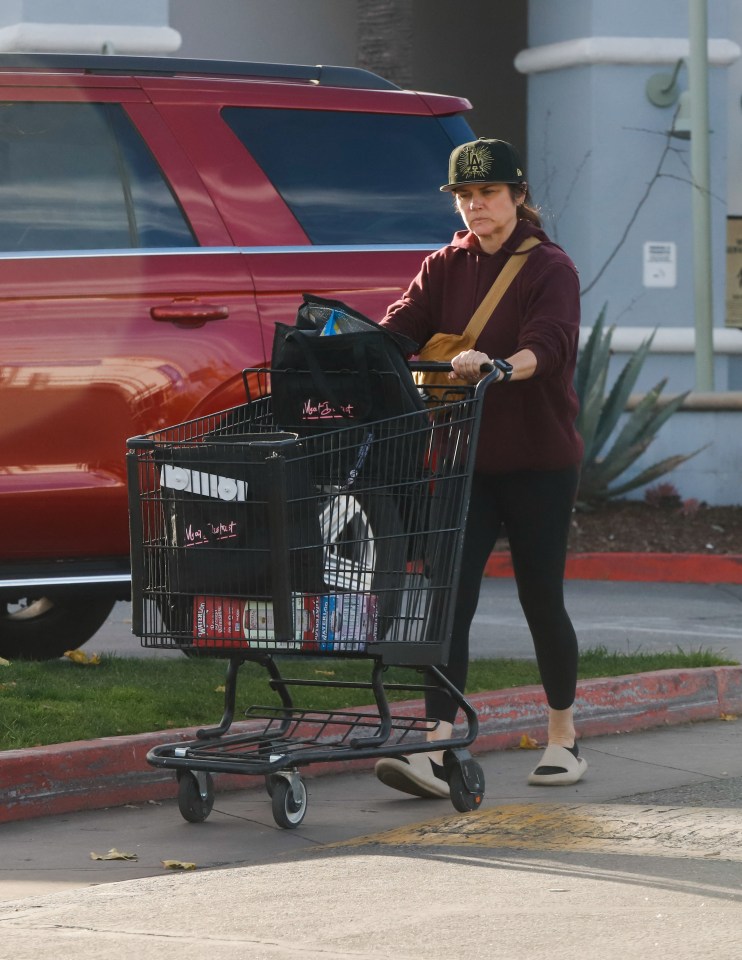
485;551;742;583
469;666;742;752
0;727;252;825
1;666;739;824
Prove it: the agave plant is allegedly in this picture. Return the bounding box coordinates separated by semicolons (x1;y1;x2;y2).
574;307;702;505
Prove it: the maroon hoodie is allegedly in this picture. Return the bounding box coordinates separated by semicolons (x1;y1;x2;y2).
382;219;584;475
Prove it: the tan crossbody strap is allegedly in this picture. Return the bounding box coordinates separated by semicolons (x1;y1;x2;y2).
463;236;541;341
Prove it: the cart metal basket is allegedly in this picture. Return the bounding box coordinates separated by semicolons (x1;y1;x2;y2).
126;364;495;826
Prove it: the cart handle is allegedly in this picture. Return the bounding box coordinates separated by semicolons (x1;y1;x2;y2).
408;360;494;374
408;359;500;397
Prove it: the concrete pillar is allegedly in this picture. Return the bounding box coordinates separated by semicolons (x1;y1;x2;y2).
357;0;414;89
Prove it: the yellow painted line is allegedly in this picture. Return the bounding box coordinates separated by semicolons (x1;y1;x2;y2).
334;803;742;861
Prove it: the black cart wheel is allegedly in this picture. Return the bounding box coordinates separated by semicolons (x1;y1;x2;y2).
448;763;484;813
177;771;215;823
270;775;307;829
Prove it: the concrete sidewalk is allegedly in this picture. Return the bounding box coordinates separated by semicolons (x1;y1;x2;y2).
0;717;740;959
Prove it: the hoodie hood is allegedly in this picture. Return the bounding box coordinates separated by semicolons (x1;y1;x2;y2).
450;220;553;256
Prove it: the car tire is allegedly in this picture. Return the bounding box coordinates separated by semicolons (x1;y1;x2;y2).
0;595;116;660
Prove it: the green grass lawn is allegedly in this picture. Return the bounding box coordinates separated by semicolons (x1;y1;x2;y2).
0;646;735;752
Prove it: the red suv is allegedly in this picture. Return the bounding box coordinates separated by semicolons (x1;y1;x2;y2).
0;53;474;659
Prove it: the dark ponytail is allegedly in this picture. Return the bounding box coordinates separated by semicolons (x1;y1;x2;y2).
509;184;541;227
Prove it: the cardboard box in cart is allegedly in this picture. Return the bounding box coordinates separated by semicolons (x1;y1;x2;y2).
193;596;245;645
192;593;378;652
318;594;378;651
193;595;317;650
244;596;320;651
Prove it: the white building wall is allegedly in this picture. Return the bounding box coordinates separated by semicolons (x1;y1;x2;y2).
520;0;742;504
521;0;737;349
0;0;179;53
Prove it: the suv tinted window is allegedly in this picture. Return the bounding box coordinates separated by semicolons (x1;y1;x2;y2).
223;108;470;244
0;102;195;252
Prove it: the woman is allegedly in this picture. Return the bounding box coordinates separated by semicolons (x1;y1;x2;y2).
375;137;586;797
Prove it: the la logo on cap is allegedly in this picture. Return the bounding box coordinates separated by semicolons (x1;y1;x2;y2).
458;143;492;180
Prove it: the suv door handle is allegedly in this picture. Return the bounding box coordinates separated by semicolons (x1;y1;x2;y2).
150;302;229;324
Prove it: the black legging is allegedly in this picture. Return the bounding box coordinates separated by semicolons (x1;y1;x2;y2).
427;466;580;723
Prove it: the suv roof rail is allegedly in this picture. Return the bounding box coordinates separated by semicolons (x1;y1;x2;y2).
0;52;401;90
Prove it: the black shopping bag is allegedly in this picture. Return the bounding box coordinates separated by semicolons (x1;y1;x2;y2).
270;294;430;492
157;432;324;599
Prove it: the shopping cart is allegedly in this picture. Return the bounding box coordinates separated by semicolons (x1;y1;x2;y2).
126;362;496;828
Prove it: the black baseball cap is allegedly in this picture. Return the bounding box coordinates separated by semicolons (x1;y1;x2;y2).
440;138;526;192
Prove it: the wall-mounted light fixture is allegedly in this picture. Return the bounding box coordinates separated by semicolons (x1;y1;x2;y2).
646;58;685;106
646;58;692;139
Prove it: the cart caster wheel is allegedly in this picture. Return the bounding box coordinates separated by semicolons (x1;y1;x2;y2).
177;771;215;823
449;763;484;813
270;775;307;829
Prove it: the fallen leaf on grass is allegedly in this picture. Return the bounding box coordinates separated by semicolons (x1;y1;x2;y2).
90;848;138;862
65;650;101;665
161;859;197;870
518;734;540;750
314;670;335;677
719;713;738;722
215;685;226;693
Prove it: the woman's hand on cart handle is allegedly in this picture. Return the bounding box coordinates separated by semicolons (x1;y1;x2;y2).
449;349;504;384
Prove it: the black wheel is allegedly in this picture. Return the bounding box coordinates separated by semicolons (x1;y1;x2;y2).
319;490;406;627
449;763;484;813
177;771;215;823
270;775;307;829
0;594;115;660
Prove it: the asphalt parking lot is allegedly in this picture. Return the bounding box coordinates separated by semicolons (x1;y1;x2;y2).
91;578;742;664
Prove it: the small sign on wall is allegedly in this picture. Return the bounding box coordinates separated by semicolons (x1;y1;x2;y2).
643;242;676;288
726;217;742;328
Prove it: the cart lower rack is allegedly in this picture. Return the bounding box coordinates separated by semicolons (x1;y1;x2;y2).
127;365;494;827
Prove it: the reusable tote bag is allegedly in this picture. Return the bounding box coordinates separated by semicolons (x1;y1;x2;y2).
157;432;325;599
270;294;429;487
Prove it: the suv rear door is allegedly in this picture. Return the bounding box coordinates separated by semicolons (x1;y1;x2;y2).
145;78;472;328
